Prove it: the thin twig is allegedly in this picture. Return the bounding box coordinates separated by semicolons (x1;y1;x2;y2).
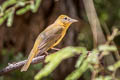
0;55;45;76
106;28;118;45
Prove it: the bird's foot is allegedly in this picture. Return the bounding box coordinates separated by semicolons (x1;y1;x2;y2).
44;51;49;56
51;47;60;51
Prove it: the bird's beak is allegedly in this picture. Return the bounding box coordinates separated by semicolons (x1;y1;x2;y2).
70;18;78;23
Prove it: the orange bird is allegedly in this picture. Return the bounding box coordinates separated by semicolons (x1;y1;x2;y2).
21;15;78;72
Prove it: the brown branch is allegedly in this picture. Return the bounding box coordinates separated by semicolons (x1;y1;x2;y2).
0;55;45;76
83;0;106;47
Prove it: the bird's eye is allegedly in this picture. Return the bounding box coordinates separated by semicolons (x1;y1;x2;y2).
64;17;67;20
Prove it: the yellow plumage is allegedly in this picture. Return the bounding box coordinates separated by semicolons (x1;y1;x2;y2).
21;15;78;72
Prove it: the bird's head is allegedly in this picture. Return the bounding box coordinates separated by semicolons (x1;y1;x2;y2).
55;15;78;27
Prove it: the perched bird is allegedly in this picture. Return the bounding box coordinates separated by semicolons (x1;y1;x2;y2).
21;14;78;72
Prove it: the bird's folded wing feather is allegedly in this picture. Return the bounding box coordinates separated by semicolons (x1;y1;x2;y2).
37;25;64;55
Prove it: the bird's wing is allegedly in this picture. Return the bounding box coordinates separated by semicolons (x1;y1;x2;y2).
37;25;64;52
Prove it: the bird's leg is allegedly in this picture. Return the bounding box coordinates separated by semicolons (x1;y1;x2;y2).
44;51;49;55
51;47;60;51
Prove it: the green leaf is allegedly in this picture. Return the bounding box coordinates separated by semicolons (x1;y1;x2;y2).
1;0;17;11
31;0;42;13
98;45;117;51
108;60;120;71
16;5;31;15
0;6;3;16
0;11;9;25
65;59;89;80
7;9;14;27
95;76;112;80
87;49;99;64
75;48;87;68
17;1;25;6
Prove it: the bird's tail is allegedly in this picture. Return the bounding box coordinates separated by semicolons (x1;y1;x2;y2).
21;49;36;72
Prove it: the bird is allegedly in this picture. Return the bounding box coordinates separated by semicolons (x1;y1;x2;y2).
21;14;78;72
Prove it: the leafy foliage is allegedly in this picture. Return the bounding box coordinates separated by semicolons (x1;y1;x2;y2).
34;44;119;80
0;0;42;27
34;47;86;80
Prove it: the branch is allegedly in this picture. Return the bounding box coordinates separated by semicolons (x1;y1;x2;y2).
0;55;45;76
83;0;106;47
